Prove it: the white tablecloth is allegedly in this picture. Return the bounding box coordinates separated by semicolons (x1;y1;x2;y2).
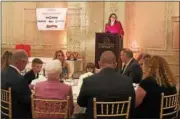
64;79;80;102
31;75;47;86
63;79;86;114
31;76;138;101
31;76;138;114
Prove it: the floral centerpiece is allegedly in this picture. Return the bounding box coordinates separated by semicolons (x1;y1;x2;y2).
72;52;78;61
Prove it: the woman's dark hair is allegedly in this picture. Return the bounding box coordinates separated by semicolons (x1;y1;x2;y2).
121;48;133;58
136;53;151;62
1;51;13;71
107;13;118;25
86;62;95;73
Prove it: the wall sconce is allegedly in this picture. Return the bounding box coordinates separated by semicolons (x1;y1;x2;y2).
129;40;140;52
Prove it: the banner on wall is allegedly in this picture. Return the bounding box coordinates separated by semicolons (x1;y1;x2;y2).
36;8;67;30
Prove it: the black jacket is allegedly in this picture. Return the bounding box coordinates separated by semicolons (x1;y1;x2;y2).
24;69;39;84
1;66;32;118
120;58;142;83
77;67;135;119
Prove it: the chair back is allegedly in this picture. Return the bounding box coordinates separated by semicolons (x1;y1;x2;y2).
160;93;179;119
1;88;12;119
93;97;131;119
31;94;70;119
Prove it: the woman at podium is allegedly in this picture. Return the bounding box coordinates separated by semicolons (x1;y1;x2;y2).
105;13;124;37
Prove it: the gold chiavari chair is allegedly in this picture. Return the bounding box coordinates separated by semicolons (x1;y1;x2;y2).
93;97;131;119
1;88;12;119
43;68;46;77
179;92;180;113
31;94;70;119
160;93;179;119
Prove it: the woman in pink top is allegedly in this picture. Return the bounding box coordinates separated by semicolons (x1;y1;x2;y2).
105;13;124;37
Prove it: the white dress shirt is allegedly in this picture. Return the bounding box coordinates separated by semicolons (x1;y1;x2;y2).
122;58;133;74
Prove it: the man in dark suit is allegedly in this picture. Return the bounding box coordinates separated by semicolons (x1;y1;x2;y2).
24;58;43;84
77;51;135;119
120;48;142;83
1;49;32;118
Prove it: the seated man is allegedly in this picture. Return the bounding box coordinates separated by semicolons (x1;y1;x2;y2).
1;49;32;118
24;58;43;84
77;51;135;119
34;59;74;118
120;48;142;83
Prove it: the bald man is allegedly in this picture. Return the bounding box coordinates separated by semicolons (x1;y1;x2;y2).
77;51;135;119
1;49;32;118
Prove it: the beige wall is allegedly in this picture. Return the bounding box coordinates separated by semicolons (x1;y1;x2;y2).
2;2;67;57
85;2;104;64
124;2;179;89
125;2;168;50
1;2;179;88
66;2;104;68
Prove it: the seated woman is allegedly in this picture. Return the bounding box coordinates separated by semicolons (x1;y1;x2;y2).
77;62;95;93
1;51;12;71
134;56;177;118
53;50;70;79
34;60;74;118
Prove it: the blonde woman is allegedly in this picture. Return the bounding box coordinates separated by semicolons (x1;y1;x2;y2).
134;56;177;118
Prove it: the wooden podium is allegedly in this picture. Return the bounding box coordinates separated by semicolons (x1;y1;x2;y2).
95;33;123;69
